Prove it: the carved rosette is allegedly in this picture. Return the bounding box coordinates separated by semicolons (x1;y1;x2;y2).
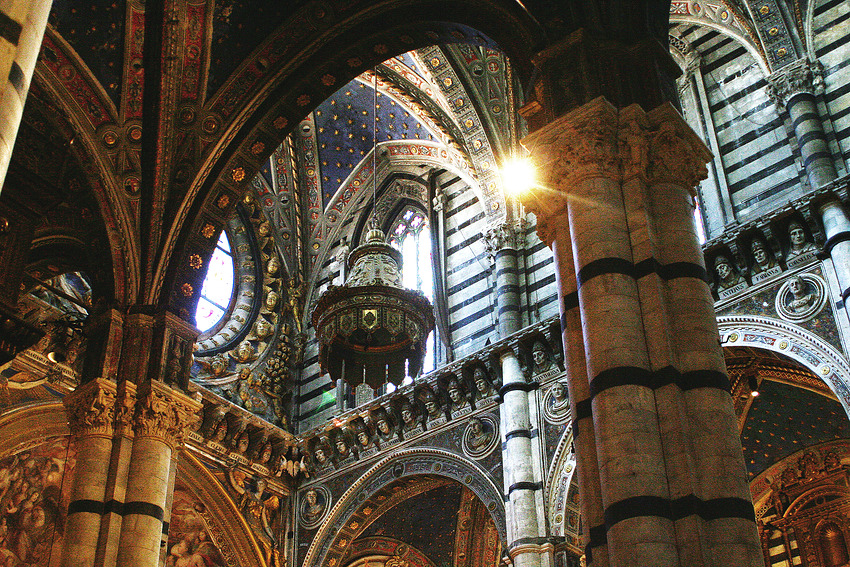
767;57;822;109
132;381;203;448
63;378;118;438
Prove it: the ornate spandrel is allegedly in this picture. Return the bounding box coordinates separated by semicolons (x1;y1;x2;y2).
63;378;118;438
767;57;823;109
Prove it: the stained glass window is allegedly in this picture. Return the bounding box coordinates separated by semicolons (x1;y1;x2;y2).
195;231;235;332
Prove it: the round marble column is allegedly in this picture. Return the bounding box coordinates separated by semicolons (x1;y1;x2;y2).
767;58;837;189
0;0;50;194
115;382;200;567
520;97;762;567
61;379;118;567
486;220;525;337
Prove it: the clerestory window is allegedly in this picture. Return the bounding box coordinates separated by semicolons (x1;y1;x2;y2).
195;231;235;333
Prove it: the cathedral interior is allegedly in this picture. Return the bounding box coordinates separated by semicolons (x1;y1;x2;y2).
0;1;849;566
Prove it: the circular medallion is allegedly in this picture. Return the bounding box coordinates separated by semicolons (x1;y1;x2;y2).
775;273;827;323
543;381;571;425
462;415;498;460
299;485;332;529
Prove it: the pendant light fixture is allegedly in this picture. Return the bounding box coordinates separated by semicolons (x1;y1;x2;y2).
312;68;435;389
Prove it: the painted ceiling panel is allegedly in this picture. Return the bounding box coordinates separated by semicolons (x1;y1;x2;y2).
742;379;850;478
49;0;126;106
208;0;303;97
360;482;462;567
313;78;437;204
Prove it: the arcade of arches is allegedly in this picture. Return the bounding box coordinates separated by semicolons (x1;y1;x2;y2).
0;1;850;567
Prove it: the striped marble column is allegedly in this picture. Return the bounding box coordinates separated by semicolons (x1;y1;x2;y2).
489;220;552;566
115;381;201;567
520;97;762;567
547;210;609;567
0;0;50;194
61;379;118;567
767;58;837;189
767;59;850;322
485;219;525;337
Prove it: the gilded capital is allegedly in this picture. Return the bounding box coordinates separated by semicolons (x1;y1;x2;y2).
767;58;822;109
63;378;118;438
133;381;203;448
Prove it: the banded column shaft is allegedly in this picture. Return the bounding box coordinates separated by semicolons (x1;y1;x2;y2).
62;379;118;567
115;381;200;567
819;199;850;314
521;97;762;567
490;221;551;566
0;0;50;194
767;59;850;323
767;58;837;188
486;220;525;337
549;215;608;567
500;348;551;567
95;382;137;567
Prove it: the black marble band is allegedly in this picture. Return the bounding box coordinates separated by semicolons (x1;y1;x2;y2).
68;499;105;516
603;494;755;530
803;150;834;169
0;10;21;46
589;365;730;399
499;381;539;398
786;92;816;112
792;110;821;131
504;428;533;441
578;257;708;288
508;481;543;495
798;129;829;147
563;291;579;311
841;286;850;304
823;230;850;255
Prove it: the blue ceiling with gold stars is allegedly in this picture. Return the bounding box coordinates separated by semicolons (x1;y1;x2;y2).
313;77;436;203
742;379;850;478
49;0;126;106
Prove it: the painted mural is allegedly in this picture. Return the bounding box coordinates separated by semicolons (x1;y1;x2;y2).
167;484;227;567
0;437;74;567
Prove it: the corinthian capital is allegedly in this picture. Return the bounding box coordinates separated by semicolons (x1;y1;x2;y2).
133;381;202;449
767;58;823;109
63;378;117;438
484;219;527;256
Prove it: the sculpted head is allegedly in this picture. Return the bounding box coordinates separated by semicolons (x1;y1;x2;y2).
789;221;807;246
714;255;733;280
751;238;769;266
447;378;463;403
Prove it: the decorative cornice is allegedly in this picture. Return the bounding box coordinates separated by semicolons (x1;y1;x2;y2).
63;378;118;438
767;57;823;109
132;381;203;448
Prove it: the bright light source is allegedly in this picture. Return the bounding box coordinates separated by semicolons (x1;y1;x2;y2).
500;157;536;196
750;390;760;397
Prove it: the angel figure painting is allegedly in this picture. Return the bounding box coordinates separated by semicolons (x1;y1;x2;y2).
166;485;226;567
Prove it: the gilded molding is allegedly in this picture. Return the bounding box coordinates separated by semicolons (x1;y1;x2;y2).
63;378;118;438
133;381;203;448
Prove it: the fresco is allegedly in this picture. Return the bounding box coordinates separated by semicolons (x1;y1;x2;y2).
0;437;74;567
167;484;227;567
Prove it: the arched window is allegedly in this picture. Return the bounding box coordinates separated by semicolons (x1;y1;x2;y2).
387;205;436;388
195;231;235;332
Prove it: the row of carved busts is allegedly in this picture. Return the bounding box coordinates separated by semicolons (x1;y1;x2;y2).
300;329;565;473
306;366;500;470
192;401;306;479
708;217;820;297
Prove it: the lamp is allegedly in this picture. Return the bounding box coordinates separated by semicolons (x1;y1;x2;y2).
312;68;435;389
